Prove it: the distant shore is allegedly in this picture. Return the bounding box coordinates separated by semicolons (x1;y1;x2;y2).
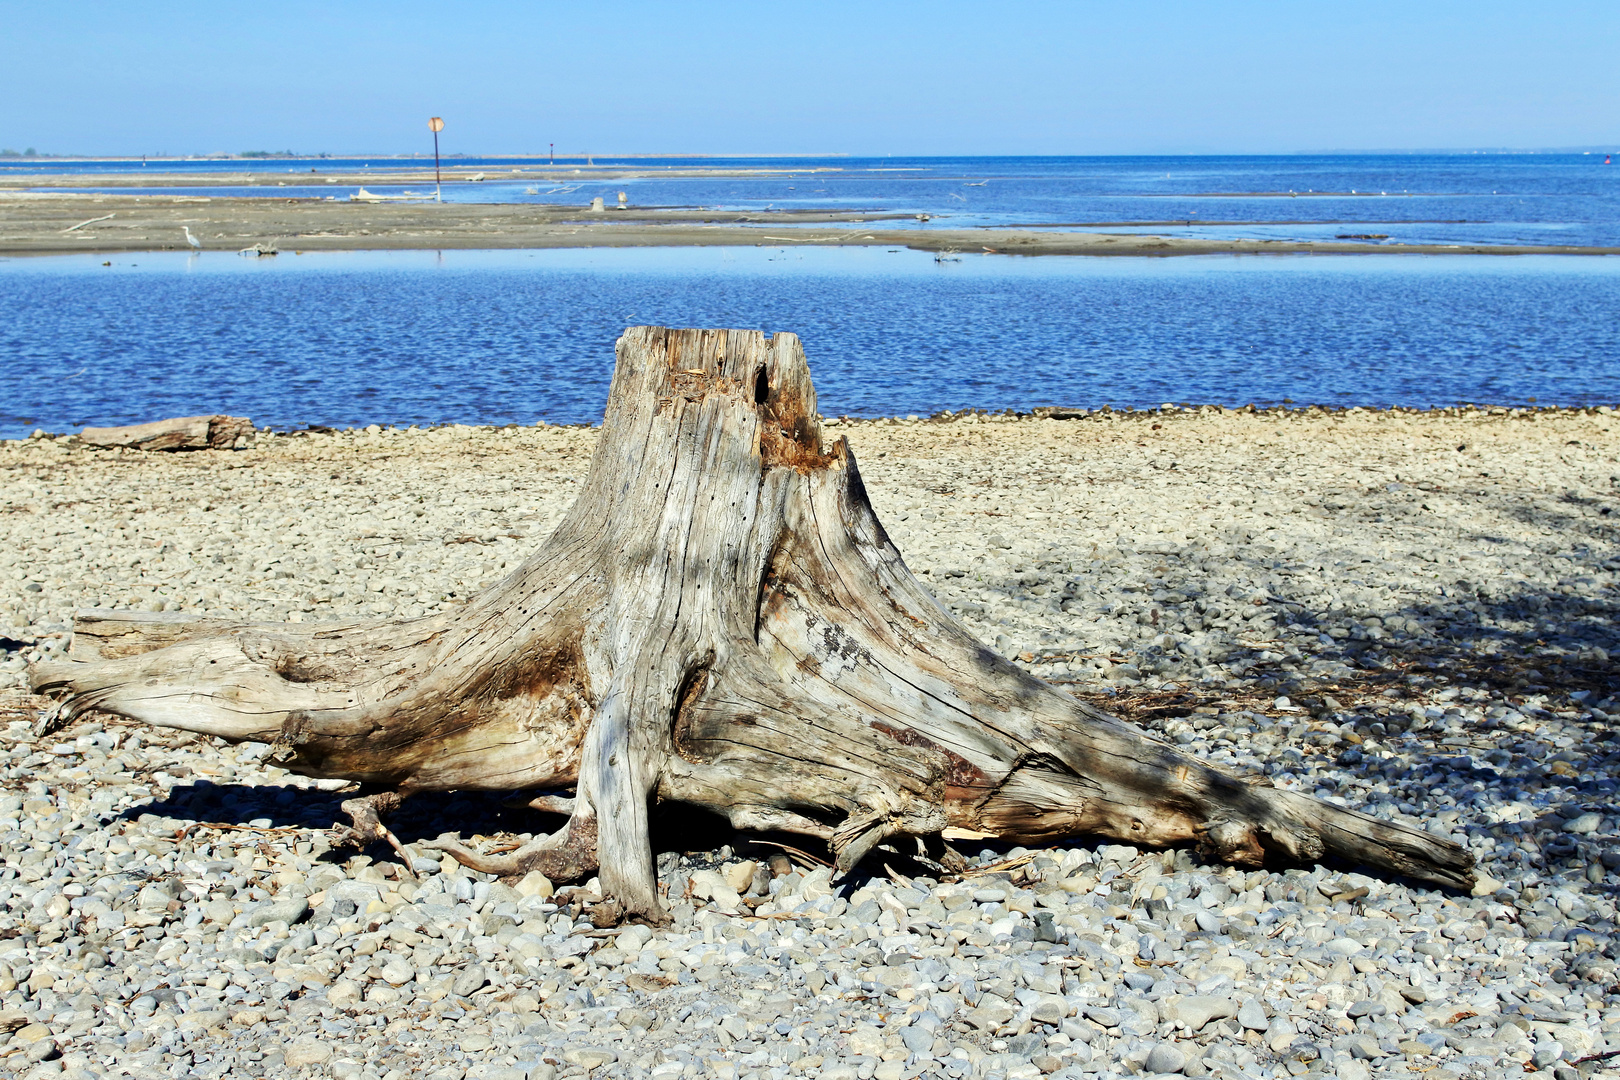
4;187;1617;258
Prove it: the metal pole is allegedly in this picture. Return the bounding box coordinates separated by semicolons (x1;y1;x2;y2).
429;116;445;202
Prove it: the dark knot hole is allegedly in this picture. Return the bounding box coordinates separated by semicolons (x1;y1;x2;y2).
754;366;769;405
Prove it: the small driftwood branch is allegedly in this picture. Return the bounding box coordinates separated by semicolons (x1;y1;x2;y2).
61;213;116;233
32;328;1473;923
77;415;253;452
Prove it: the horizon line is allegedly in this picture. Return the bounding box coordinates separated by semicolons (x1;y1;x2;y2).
2;146;1615;162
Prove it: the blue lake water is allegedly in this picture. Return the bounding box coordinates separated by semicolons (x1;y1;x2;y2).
7;153;1619;248
2;247;1617;439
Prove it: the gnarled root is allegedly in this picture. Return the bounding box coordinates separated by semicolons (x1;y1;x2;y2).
513;794;577;816
423;811;601;885
336;792;416;878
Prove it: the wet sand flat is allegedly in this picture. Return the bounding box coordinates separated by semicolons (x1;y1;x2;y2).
3;191;1616;258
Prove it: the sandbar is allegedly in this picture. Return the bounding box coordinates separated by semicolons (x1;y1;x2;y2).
2;189;1615;258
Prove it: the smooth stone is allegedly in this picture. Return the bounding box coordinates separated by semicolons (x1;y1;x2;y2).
687;870;742;914
326;880;382;908
22;1038;58;1064
283;1036;332;1067
562;1048;616;1068
327;980;362;1008
1005;1032;1046;1058
966;1001;1016;1030
1533;1043;1566;1069
515;871;554;899
1563;813;1601;834
379;960;415;986
1347;1034;1384;1059
1084;1006;1122;1028
1163;995;1235;1031
1144;1042;1187;1074
721;860;759;893
453;965;487;997
1031;999;1066;1025
202;899;237;923
1265;1019;1299;1053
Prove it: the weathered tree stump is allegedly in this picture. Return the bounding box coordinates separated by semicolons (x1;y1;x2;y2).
32;328;1473;921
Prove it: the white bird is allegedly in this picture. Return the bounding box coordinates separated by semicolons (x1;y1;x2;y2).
181;226;201;252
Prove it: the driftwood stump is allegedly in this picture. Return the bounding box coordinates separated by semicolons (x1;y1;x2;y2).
33;327;1473;921
78;414;253;451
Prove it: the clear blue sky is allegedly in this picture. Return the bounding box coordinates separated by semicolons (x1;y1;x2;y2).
5;1;1616;157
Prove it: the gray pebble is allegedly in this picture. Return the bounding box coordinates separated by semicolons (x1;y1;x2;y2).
1084;1006;1122;1028
1144;1042;1187;1074
247;896;310;928
23;1038;58;1064
1564;812;1602;835
453;964;487;997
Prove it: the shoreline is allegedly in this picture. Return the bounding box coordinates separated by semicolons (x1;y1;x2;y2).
11;402;1617;445
4;191;1617;258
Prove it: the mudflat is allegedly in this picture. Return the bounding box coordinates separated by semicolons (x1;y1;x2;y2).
4;188;1616;257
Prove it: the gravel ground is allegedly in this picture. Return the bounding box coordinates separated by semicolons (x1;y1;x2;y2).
1;405;1618;1080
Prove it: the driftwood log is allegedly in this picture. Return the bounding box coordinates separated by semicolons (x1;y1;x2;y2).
32;327;1473;922
78;414;252;451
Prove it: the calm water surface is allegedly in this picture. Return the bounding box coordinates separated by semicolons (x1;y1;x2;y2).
1;247;1617;438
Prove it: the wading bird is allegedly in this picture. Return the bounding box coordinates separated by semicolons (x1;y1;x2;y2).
181;226;201;252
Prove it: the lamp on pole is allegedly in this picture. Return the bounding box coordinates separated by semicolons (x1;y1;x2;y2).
428;116;445;201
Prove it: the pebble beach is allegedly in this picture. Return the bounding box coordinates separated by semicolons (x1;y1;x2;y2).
1;404;1618;1080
